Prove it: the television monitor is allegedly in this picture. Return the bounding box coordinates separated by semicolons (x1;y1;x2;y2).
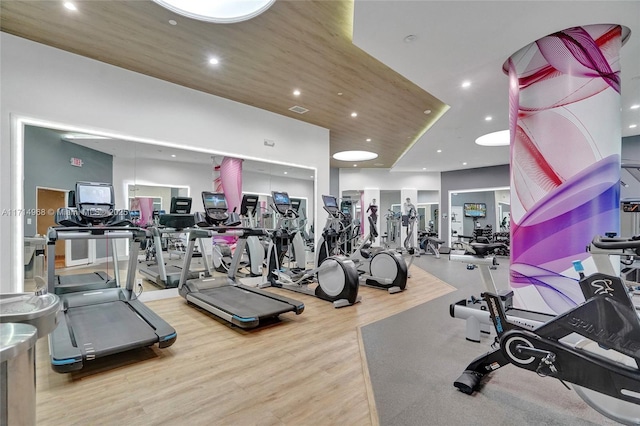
463;203;487;218
290;198;302;212
202;192;227;210
170;197;192;214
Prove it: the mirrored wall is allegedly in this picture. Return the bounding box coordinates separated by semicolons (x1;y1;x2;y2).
448;187;510;246
22;124;316;292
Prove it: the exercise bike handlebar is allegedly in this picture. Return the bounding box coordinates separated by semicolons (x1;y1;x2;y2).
591;235;640;250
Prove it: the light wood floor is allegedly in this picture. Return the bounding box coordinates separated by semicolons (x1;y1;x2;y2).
33;266;455;426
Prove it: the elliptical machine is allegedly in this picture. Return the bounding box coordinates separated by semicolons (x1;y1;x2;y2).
453;235;640;426
332;195;407;294
262;191;361;308
210;193;264;277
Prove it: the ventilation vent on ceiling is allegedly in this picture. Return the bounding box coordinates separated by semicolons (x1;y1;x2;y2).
289;105;309;114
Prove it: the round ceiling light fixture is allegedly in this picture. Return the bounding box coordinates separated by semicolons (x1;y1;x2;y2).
332;150;378;162
152;0;276;24
475;129;510;146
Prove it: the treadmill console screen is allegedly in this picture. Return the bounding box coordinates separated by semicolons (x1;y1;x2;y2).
322;195;339;214
76;183;113;205
202;192;227;211
272;191;291;215
75;182;114;220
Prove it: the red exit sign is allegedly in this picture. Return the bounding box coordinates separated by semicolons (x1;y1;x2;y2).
70;157;83;167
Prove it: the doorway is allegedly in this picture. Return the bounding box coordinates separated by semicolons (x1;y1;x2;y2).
36;188;66;268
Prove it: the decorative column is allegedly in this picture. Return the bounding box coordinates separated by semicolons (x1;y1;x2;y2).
213;157;244;212
508;24;628;314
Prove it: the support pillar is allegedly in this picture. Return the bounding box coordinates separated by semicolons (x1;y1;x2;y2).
507;24;628;314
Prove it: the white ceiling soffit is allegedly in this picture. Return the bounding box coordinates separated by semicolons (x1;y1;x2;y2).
352;0;640;172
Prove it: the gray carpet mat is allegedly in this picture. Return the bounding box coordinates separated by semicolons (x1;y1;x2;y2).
361;254;619;425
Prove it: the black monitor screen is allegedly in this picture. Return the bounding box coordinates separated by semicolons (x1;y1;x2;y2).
202;192;227;210
272;192;290;206
463;203;487;218
290;198;301;212
170;197;192;214
322;195;338;212
76;183;113;205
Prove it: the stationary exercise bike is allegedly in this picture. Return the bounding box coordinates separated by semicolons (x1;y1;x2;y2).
453;235;640;426
330;195;407;294
262;191;361;308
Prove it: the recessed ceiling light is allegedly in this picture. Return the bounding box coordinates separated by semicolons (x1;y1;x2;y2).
366;138;371;142
476;129;510;146
168;19;177;25
293;89;301;96
310;175;314;178
422;167;426;170
171;154;176;158
485;116;492;121
333;150;378;161
461;81;471;88
436;149;442;153
152;0;275;24
424;110;431;115
353;164;357;167
338;92;343;96
209;57;219;65
631;104;640;110
462;162;468;165
351;112;358;118
284;171;288;175
404;35;417;43
630;124;638;129
64;2;77;11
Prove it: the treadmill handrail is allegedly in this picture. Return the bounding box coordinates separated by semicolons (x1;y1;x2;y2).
47;226;145;242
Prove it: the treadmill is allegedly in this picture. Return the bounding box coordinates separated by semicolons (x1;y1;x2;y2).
47;182;177;373
53;188;120;294
178;192;305;329
139;197;209;288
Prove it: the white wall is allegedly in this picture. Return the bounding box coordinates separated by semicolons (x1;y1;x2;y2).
113;159;314;219
1;33;329;293
339;168;440;193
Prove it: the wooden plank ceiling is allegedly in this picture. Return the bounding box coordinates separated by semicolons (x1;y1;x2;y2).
0;0;447;168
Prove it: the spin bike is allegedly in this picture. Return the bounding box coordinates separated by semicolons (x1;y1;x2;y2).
262;191;361;308
454;235;640;426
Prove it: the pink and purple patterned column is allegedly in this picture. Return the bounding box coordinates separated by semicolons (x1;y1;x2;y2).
507;24;629;314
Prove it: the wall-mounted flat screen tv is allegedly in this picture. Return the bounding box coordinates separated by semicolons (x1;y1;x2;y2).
463;203;487;218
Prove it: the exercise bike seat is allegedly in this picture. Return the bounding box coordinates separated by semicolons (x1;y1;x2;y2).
469;242;506;257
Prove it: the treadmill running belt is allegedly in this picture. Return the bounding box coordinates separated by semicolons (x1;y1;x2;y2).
195;286;295;318
67;301;158;358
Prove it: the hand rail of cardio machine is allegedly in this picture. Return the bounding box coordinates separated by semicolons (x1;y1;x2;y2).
591;235;640;251
47;226;146;241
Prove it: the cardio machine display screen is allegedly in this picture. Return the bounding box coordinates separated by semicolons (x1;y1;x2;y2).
76;184;113;205
322;195;338;211
272;192;290;206
203;193;227;210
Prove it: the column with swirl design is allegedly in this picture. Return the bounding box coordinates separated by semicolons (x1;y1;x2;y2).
507;24;629;314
